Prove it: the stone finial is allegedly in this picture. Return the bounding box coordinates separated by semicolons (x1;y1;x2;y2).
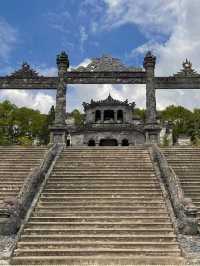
56;51;69;69
9;62;41;79
183;59;192;71
143;51;156;69
174;58;200;77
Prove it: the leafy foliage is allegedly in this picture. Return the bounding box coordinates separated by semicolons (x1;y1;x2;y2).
1;100;200;146
0;101;55;145
71;109;85;126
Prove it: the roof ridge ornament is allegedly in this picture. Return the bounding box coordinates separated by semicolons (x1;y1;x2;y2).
83;94;135;111
8;62;42;79
72;55;144;72
174;59;200;78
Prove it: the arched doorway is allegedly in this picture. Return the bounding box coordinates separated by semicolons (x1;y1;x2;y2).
88;139;96;146
100;139;118;146
122;139;129;146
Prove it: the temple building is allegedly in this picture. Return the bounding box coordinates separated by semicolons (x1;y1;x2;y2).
66;94;146;146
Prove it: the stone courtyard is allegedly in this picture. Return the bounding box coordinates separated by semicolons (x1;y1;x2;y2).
0;52;200;265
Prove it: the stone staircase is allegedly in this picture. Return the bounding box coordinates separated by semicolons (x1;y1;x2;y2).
0;146;47;202
162;147;200;222
11;147;184;265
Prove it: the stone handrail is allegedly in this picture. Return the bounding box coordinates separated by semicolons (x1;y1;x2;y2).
0;143;64;235
150;144;199;235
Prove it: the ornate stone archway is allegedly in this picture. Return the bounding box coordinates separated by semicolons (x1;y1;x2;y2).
0;52;199;145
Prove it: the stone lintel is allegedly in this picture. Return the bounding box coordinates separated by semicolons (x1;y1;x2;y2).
0;77;58;90
155;77;200;90
65;71;146;84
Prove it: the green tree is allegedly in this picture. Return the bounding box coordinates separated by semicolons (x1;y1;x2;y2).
71;109;84;126
134;108;146;122
160;105;193;142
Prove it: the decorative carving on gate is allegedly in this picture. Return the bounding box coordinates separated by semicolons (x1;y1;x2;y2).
8;63;42;79
83;94;135;110
174;59;200;78
72;55;144;72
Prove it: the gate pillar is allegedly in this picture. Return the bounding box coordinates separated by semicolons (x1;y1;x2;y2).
50;52;69;145
143;51;161;144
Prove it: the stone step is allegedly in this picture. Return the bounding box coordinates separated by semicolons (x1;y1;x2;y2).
181;181;200;184
38;202;165;207
44;184;161;189
35;206;168;213
12;147;183;265
39;196;164;201
0;169;36;173
19;234;177;243
53;169;154;173
23;228;174;235
47;180;159;184
45;185;160;190
42;189;162;193
16;241;179;249
11;255;185;265
57;160;152;163
51;174;156;178
29;217;171;223
41;193;163;198
0;182;24;185
33;211;168;217
41;192;163;197
25;222;172;229
14;248;181;257
54;166;154;170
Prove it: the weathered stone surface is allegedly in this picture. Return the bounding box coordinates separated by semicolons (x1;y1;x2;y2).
72;55;143;72
9;63;41;79
83;94;135;111
0;144;63;235
54;52;69;127
150;144;199;235
11;147;184;265
174;59;200;78
0;52;200;146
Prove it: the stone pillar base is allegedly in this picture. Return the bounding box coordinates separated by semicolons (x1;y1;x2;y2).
144;123;161;144
49;125;67;145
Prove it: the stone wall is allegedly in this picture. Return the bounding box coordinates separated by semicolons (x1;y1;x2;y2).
70;130;145;146
150;144;198;235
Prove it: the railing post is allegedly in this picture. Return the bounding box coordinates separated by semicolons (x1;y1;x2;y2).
143;51;161;144
50;52;69;145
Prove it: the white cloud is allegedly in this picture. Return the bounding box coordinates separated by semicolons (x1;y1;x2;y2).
90;0;200;110
0;17;17;60
103;0;179;37
71;58;92;69
80;26;88;52
37;66;57;76
0;90;55;114
67;84;146;111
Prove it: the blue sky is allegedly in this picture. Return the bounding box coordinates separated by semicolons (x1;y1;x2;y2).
1;0;200;113
0;0;146;70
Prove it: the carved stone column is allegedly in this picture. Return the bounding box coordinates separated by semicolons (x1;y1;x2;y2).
143;51;161;144
101;110;104;123
50;52;69;145
114;110;118;123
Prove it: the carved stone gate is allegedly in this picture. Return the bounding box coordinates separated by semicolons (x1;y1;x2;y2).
0;52;199;145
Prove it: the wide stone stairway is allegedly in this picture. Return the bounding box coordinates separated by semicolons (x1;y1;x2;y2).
163;147;200;222
0;146;47;202
11;147;184;265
